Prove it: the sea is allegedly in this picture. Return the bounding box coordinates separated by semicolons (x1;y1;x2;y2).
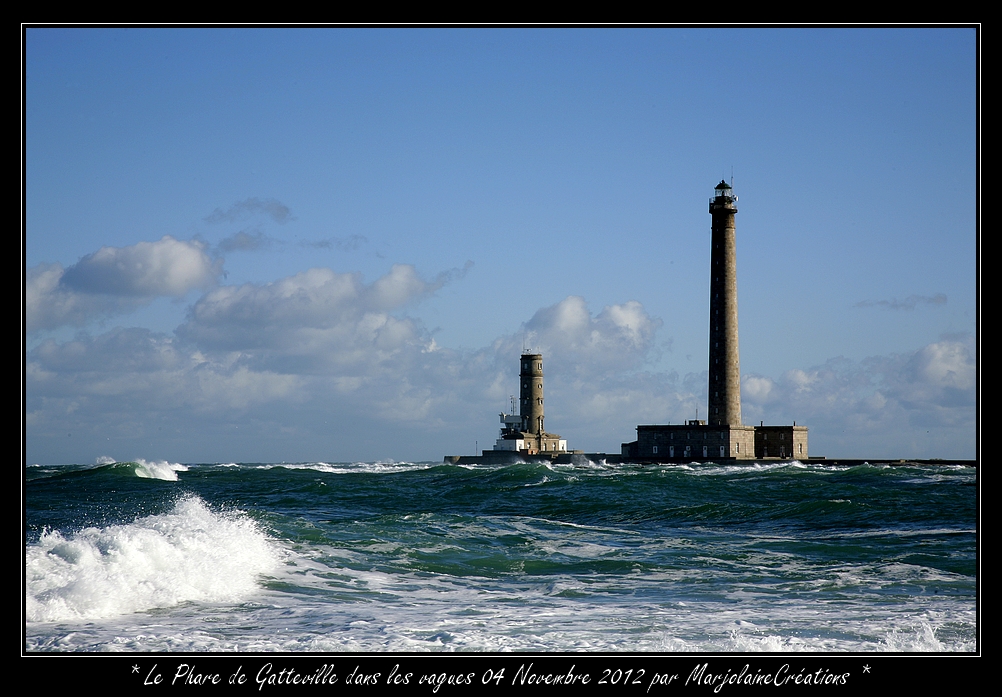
24;458;977;654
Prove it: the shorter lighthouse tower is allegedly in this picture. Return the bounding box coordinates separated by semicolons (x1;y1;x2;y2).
520;353;545;434
485;352;567;457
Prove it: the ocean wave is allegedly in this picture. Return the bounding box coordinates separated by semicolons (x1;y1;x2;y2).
25;496;278;622
251;461;437;475
132;459;189;481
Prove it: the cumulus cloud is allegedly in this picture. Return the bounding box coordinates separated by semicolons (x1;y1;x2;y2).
25;263;132;333
746;337;974;415
741;335;975;456
854;293;947;310
26;237;222;333
25;263;477;462
889;339;976;411
741;375;777;404
516;296;662;373
174;263;475;378
807;338;971;415
26;287;673;461
370;264;436;310
474;296;681;443
24;248;974;463
59;236;220;297
26;328;304;449
204;198;293;225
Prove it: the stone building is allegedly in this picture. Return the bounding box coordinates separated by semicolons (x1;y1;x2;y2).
624;421;757;460
755;424;808;459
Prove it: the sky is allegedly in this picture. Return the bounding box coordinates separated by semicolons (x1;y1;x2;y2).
23;27;978;464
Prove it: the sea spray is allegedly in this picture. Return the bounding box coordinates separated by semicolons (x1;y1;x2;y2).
25;495;277;622
133;459;189;481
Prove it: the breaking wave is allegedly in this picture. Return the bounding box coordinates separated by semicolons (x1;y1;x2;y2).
25;496;277;622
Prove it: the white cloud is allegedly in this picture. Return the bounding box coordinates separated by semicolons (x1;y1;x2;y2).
24;253;975;463
26;263;128;333
175;266;442;374
517;296;662;374
26;328;305;434
788;338;975;417
479;296;676;446
196;366;303;411
27;284;668;461
742;375;776;404
61;236;219;297
370;264;434;310
903;340;975;393
744;336;976;457
27;237;222;333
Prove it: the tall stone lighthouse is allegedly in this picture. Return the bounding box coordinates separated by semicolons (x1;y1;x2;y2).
707;180;742;427
620;179;808;462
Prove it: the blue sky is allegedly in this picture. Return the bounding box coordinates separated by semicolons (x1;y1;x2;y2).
24;28;978;464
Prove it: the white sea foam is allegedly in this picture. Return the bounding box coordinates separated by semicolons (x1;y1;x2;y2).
25;533;976;651
254;461;435;475
25;496;278;623
687;461;795;476
133;459;188;480
822;527;976;540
